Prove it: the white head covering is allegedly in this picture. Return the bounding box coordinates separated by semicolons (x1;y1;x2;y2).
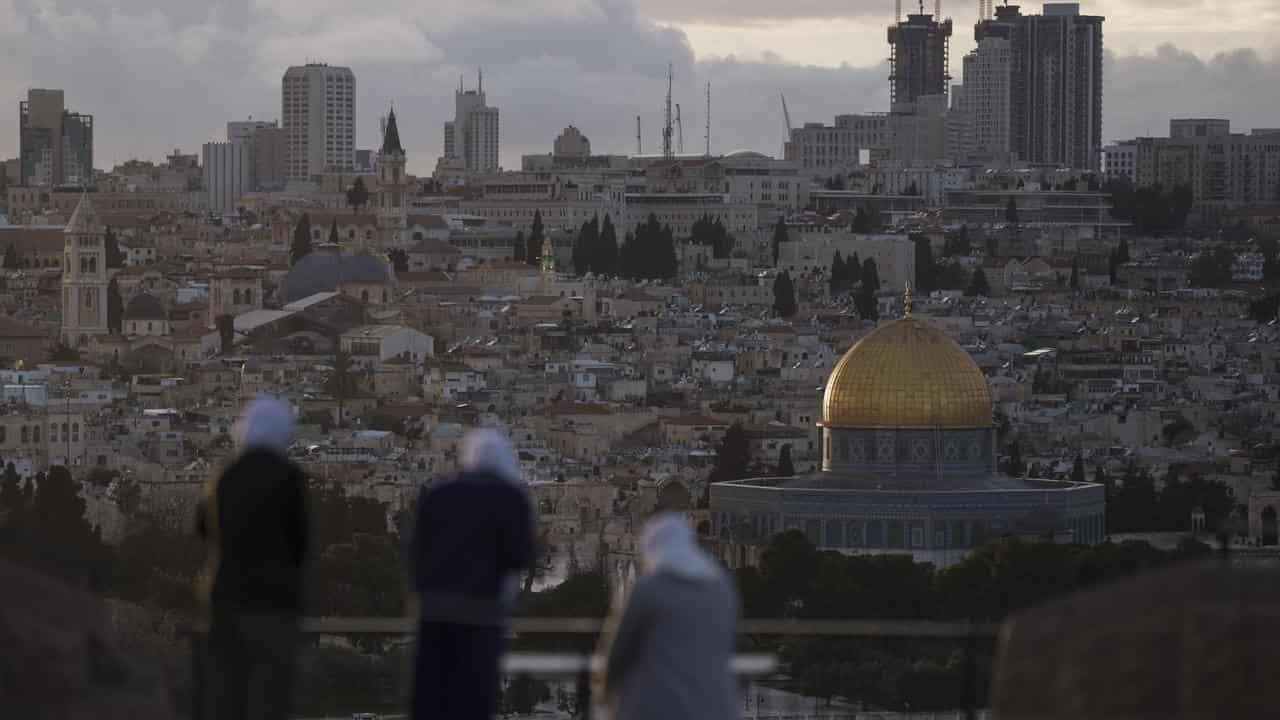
236;396;295;454
641;512;722;583
460;428;522;484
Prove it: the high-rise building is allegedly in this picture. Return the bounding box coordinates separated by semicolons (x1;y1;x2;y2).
784;114;890;173
1123;120;1280;212
203;142;253;215
61;194;109;345
976;3;1104;170
19;89;94;187
955;36;1013;161
441;73;500;173
227;119;286;189
281;64;356;181
888;12;953;106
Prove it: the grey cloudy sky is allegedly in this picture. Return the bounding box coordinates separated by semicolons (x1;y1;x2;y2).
1;0;1277;174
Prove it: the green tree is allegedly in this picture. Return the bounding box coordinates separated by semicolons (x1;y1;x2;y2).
829;252;846;296
853;288;879;321
709;423;751;486
1004;440;1024;476
526;210;545;266
290;213;313;265
48;341;80;362
852;207;873;233
598;214;618;276
777;444;795;477
771;216;788;265
327;345;359;427
860;257;881;294
2;243;19;269
773;271;798;318
1116;237;1131;264
104;227;126;268
573;215;598;275
512;230;526;263
1004;197;1019;224
914;236;935;293
388;248;409;273
328;219;340;244
346;177;370;212
107;278;123;334
1069;258;1080;289
965;267;991;297
1189;246;1236;288
1071;454;1086;483
215;314;235;355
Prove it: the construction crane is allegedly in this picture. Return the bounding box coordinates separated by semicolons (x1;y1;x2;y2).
780;93;793;140
675;103;684;155
662;62;674;160
704;82;712;156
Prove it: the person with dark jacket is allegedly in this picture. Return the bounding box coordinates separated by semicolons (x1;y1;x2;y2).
410;428;534;720
197;396;308;720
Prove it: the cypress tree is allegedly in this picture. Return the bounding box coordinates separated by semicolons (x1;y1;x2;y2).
290;213;313;265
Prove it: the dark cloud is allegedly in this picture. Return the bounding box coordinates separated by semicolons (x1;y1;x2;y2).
0;0;1275;173
1104;45;1280;141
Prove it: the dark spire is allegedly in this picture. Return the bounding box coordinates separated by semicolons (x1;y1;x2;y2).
381;106;403;155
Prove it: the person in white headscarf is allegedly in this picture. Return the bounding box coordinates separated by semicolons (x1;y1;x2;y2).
597;512;739;720
409;427;534;720
197;396;309;720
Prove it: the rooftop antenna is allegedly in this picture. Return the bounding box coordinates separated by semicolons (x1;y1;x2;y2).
662;62;674;160
478;68;483;93
704;82;712;156
935;0;941;18
636;115;642;155
895;0;902;22
675;103;684;155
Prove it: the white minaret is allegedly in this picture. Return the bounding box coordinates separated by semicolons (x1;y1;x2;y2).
61;193;109;345
376;106;408;249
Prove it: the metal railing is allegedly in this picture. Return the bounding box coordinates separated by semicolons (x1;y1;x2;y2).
186;617;999;720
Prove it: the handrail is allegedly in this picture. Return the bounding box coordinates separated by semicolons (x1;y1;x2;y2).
284;616;1000;638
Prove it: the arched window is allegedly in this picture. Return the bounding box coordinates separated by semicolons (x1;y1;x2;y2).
32;426;39;443
61;422;68;440
72;423;80;442
360;290;369;302
50;423;58;442
232;289;241;305
21;426;28;444
244;289;253;305
381;291;388;303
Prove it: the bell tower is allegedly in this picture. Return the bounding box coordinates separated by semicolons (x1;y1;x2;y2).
376;106;408;250
61;193;109;345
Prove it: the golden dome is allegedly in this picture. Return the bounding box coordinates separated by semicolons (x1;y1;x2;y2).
822;317;992;429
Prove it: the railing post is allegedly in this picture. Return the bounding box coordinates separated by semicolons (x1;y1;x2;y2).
189;629;203;720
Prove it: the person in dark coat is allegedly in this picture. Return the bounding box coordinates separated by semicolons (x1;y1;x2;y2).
597;512;738;720
410;428;534;720
197;396;308;720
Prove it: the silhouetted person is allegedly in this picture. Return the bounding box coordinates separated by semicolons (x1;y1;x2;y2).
597;512;738;720
410;429;534;720
197;397;307;720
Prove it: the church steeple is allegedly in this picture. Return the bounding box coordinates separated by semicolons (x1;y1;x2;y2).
381;107;404;156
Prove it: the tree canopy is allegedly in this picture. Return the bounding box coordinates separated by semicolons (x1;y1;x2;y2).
618;214;678;281
772;271;798;318
346;177;370;212
290;213;313;266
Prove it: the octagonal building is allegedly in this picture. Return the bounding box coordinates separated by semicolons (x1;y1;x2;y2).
710;316;1105;568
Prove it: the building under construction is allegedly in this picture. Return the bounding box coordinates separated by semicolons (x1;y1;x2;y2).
887;5;953;106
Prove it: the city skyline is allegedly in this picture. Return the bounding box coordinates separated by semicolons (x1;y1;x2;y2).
0;0;1277;173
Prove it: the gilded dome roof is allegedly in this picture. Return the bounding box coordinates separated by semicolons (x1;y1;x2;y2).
822;317;992;429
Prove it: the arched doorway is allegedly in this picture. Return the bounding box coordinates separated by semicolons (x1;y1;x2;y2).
1263;506;1278;546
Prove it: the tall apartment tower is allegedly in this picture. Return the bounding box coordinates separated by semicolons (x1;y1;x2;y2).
977;3;1104;170
282;64;355;181
376;107;408;249
888;11;953;105
442;73;500;172
227;119;287;189
19;89;94;187
957;36;1013;160
61;194;109;345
